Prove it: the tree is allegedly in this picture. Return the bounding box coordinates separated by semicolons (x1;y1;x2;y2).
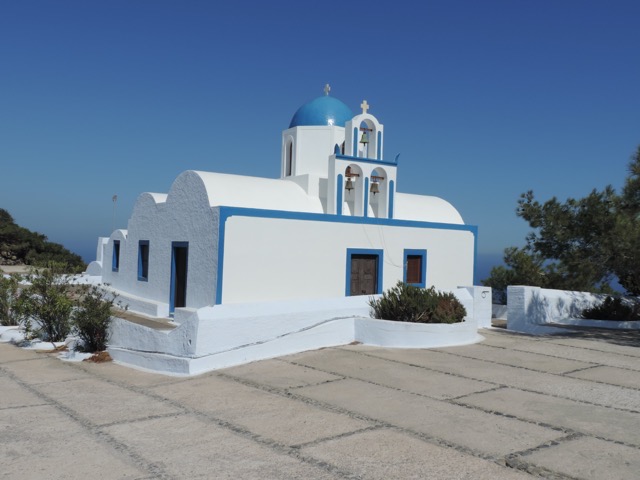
611;146;640;294
483;146;640;301
72;285;118;352
0;274;23;326
0;208;85;270
16;263;75;342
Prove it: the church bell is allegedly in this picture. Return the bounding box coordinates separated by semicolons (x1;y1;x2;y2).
345;177;354;191
370;181;380;195
359;132;368;144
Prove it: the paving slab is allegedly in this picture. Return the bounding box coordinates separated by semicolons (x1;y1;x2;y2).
358;347;640;411
0;343;42;362
0;404;147;479
515;435;640;480
224;358;343;390
150;374;372;446
506;340;640;371
459;387;640;446
438;343;592;374
103;414;342;479
1;356;93;385
548;337;640;357
0;373;47;409
77;359;190;388
301;428;532;480
288;348;494;400
566;365;640;389
297;377;563;458
36;377;183;426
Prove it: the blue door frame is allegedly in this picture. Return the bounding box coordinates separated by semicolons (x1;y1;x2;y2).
169;242;188;314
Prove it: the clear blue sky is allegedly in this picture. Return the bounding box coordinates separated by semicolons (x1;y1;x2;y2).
1;1;639;282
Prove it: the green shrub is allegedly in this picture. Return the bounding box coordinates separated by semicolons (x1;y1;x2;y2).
369;281;466;324
581;296;640;321
16;262;75;341
72;285;117;352
0;274;23;326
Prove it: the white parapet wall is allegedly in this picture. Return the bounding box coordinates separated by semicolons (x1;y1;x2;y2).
108;287;488;376
461;285;492;328
507;285;640;334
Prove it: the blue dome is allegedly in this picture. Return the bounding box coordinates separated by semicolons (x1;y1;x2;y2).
289;96;353;128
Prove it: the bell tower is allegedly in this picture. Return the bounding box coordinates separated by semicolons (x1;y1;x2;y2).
327;99;398;219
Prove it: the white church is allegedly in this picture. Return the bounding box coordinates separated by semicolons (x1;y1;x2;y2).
87;86;487;375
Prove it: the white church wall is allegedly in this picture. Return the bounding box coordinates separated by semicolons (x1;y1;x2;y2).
101;176;221;312
219;213;475;304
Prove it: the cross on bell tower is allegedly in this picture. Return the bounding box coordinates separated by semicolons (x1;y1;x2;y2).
360;100;369;114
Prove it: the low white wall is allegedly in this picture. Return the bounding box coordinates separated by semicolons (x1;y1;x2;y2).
507;286;640;334
108;287;487;376
461;286;492;328
354;317;482;348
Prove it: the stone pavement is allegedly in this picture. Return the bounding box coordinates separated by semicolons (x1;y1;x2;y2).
1;327;640;479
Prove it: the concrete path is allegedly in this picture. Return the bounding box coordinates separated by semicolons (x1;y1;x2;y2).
2;327;640;479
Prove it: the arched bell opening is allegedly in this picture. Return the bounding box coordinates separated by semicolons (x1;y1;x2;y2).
357;119;376;159
344;164;364;216
368;167;388;218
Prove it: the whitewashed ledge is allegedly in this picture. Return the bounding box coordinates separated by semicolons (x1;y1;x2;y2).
108;289;488;376
507;285;640;334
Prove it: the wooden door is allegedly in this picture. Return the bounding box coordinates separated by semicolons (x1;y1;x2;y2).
350;254;378;295
171;244;188;312
406;255;422;284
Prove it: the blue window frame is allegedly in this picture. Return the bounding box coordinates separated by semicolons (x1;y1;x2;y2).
403;249;427;287
345;248;384;296
138;240;149;281
112;240;120;272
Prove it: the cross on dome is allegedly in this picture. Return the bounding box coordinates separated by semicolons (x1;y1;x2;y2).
360;100;369;114
324;83;331;96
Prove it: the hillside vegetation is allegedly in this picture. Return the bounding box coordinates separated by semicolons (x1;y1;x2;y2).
0;209;85;271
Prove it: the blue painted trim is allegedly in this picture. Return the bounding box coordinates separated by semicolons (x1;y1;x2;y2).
377;131;381;160
352;128;357;156
137;240;149;281
389;180;395;219
218;207;477;232
403;249;427;287
214;206;478;305
364;177;369;217
345;248;384;296
336;174;343;216
336;154;397;167
111;240;120;272
215;220;225;305
169;241;188;314
473;226;479;284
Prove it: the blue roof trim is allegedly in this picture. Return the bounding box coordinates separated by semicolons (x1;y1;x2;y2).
335;154;397;167
215;206;478;305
